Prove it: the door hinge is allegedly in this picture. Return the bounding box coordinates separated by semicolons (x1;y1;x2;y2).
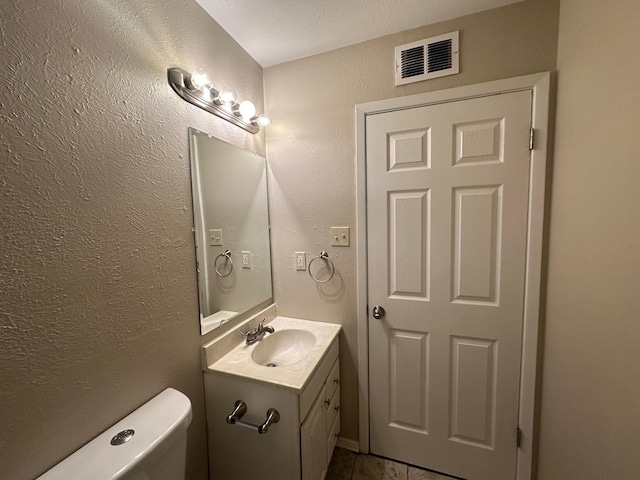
529;128;535;150
517;427;522;448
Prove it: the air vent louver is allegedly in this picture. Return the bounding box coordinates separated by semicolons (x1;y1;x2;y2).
401;46;425;79
427;39;453;73
395;31;459;86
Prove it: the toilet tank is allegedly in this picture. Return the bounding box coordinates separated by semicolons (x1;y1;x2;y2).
37;388;192;480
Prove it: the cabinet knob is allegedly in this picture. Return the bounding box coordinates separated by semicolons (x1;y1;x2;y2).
325;399;331;406
333;378;340;385
334;405;340;412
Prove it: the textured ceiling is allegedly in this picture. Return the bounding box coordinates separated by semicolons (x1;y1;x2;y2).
195;0;525;66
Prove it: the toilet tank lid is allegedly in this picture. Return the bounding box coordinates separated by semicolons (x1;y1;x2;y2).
37;388;193;480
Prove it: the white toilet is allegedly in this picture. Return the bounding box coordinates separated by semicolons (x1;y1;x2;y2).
37;388;192;480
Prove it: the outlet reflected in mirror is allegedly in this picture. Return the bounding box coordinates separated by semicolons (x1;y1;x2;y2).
188;128;272;334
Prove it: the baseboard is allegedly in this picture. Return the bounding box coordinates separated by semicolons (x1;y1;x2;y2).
336;437;360;452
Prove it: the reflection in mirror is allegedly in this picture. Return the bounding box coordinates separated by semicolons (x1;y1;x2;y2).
189;128;272;335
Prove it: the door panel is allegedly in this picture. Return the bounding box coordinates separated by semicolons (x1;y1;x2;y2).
452;185;501;304
389;190;430;299
389;330;429;431
389;129;431;171
449;336;497;448
367;90;532;480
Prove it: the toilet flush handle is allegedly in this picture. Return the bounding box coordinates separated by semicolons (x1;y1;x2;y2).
110;429;135;446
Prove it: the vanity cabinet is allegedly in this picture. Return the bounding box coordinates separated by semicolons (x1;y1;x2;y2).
205;336;340;480
301;357;340;480
301;385;328;480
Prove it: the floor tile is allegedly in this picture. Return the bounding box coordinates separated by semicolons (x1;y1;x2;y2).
408;466;457;480
352;454;408;480
327;447;357;480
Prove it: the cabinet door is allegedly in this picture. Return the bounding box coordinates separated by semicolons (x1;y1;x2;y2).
301;385;327;480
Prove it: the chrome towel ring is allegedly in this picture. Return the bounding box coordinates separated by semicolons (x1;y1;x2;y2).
214;250;233;277
308;251;335;283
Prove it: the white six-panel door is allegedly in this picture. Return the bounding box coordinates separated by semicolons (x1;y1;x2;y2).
367;90;532;480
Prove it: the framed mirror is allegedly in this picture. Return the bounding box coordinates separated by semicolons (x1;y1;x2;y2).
188;128;272;334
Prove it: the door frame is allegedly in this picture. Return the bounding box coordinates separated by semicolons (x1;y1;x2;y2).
355;72;550;480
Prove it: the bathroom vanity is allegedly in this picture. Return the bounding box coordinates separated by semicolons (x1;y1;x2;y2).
203;314;341;480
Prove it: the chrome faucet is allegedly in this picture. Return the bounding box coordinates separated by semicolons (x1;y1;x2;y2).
242;319;275;345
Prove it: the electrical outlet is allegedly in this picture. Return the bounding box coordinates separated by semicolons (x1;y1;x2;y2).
209;229;223;246
242;251;251;269
330;227;350;247
295;252;306;271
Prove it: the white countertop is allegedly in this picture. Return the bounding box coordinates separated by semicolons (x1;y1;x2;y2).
205;316;341;392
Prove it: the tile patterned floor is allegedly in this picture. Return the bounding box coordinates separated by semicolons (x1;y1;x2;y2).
327;447;460;480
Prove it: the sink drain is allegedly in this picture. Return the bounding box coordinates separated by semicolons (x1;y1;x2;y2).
266;363;277;368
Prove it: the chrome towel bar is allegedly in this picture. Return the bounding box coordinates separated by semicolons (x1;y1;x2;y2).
226;400;280;435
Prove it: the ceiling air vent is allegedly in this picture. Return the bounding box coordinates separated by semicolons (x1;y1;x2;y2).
395;31;459;86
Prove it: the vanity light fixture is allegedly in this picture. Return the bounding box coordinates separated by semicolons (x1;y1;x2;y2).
216;87;238;107
235;100;256;120
167;67;270;134
253;114;271;127
188;68;211;91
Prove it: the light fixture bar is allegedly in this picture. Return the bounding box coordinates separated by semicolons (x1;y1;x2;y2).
167;68;260;134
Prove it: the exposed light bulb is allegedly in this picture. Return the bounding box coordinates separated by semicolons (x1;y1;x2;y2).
189;68;210;90
254;114;271;127
237;101;257;120
217;87;237;107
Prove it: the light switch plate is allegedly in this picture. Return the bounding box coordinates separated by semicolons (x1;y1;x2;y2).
242;251;251;269
295;252;306;271
209;229;223;246
330;227;350;247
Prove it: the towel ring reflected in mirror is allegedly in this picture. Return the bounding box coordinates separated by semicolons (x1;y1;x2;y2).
308;251;335;283
214;250;233;277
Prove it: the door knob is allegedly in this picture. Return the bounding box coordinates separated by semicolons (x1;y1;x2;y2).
372;306;385;319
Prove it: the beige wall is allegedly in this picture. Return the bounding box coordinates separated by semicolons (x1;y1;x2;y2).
264;0;560;443
0;1;263;479
538;0;640;478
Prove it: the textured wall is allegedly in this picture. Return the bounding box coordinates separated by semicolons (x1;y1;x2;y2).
264;0;559;443
0;1;263;479
537;1;640;478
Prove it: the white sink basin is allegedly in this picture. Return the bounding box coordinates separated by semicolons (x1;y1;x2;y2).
251;329;316;367
206;315;341;390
